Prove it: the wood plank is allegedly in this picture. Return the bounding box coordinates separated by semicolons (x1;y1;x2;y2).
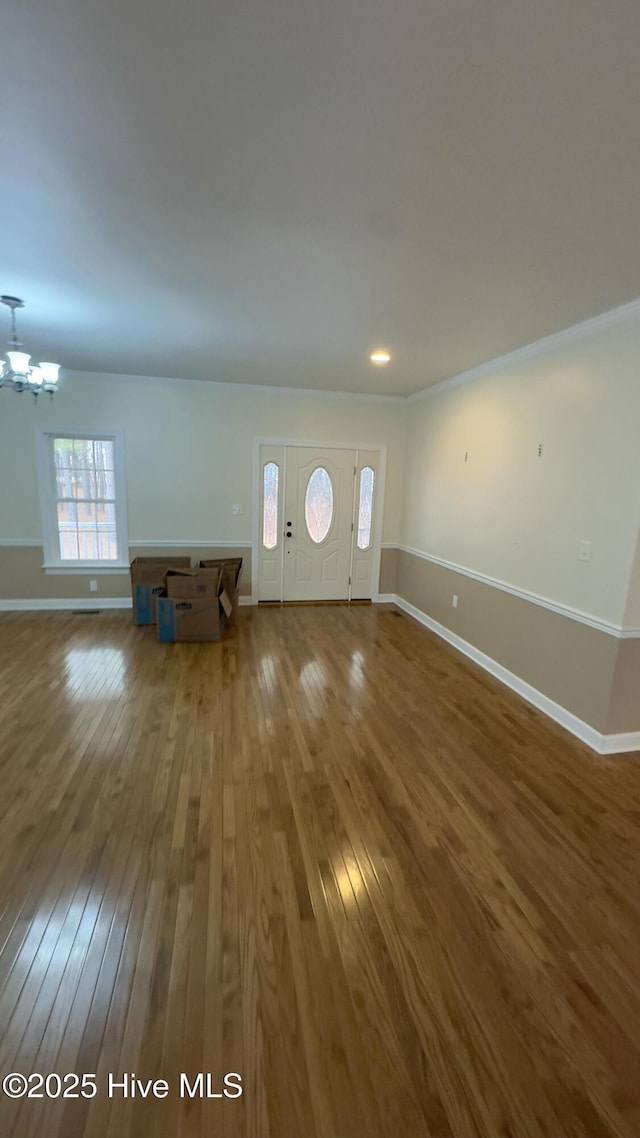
0;606;639;1138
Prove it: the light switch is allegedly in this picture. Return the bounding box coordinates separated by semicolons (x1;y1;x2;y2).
578;540;592;562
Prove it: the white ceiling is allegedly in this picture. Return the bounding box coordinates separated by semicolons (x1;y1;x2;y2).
2;0;640;397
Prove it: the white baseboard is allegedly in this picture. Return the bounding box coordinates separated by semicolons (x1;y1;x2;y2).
386;593;640;757
4;591;637;755
0;597;133;612
596;732;640;755
0;596;256;612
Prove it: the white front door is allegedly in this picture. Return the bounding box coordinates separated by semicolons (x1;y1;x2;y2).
282;447;355;602
256;443;382;603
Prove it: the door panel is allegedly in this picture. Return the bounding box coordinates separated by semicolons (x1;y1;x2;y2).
262;559;278;583
295;551;312;581
321;552;338;582
283;447;355;601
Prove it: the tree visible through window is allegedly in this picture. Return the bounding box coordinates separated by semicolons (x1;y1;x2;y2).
54;438;119;560
37;431;128;567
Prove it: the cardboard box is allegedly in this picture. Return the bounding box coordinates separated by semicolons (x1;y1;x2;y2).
198;558;243;623
157;588;233;643
166;567;223;599
130;556;191;625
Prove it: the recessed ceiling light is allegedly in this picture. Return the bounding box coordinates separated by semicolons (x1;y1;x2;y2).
370;349;391;365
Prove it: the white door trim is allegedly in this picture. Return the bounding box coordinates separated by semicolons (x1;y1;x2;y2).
252;438;387;603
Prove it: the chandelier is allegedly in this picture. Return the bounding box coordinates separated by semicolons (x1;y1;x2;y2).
0;296;60;397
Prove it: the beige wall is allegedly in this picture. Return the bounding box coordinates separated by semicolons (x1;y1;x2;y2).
400;311;640;630
1;319;638;740
379;546;398;595
606;639;640;735
392;310;640;741
0;372;406;600
395;549;622;733
0;544;252;602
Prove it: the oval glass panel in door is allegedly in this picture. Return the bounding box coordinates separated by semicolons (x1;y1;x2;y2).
304;467;334;543
357;466;375;549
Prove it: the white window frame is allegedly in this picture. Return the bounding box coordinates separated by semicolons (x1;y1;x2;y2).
35;427;129;572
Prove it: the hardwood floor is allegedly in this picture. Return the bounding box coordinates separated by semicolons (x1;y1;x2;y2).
1;604;639;1138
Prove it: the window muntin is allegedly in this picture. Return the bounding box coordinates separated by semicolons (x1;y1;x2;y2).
356;466;375;550
262;461;279;550
38;431;128;567
304;466;334;543
53;438;119;561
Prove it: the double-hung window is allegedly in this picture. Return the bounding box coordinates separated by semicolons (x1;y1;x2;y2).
37;429;129;569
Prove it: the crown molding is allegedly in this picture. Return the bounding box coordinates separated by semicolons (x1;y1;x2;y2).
70;369;404;404
408;295;640;403
22;294;640;406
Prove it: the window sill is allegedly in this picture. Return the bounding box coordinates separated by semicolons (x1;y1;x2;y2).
42;564;130;575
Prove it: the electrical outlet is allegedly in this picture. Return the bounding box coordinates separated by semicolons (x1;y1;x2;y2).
452;594;458;608
232;504;243;515
578;540;592;562
89;579;98;592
